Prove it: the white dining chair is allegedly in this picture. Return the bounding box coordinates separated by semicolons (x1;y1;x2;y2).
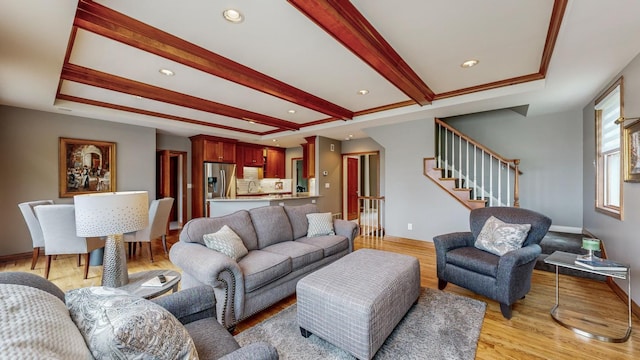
34;204;104;279
18;200;54;270
124;197;174;262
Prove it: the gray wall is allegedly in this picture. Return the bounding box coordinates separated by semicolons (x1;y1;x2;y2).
366;119;470;240
316;136;342;214
445;109;584;229
583;52;640;303
0;106;156;256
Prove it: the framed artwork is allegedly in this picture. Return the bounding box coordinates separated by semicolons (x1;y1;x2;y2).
59;137;116;197
624;120;640;182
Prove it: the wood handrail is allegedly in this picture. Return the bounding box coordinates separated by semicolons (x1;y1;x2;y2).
357;196;385;200
435;118;523;175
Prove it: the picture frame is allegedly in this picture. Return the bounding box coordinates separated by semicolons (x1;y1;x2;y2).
59;137;116;197
623;120;640;182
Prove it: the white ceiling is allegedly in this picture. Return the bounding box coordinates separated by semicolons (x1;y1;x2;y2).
2;0;640;148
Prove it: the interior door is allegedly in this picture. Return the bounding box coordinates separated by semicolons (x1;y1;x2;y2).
347;157;359;220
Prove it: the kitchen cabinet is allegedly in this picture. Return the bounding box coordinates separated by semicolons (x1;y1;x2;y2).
190;135;237;218
243;145;265;167
265;147;285;178
204;139;236;163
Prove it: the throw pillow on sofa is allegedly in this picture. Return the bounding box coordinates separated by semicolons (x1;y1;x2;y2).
66;287;199;360
203;224;249;261
306;212;335;237
474;215;531;256
0;284;92;359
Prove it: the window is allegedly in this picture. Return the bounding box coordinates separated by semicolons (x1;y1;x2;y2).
595;77;623;218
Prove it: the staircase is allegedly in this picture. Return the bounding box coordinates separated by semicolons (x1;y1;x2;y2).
424;118;521;210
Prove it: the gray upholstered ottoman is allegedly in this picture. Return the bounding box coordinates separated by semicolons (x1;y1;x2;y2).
296;249;420;360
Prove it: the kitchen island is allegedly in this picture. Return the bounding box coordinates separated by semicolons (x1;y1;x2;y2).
207;194;320;217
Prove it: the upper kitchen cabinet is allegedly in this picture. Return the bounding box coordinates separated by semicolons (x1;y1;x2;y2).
265;147;286;178
242;144;265;167
203;138;236;163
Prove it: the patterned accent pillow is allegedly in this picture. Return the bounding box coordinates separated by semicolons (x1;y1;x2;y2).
0;284;92;359
474;216;531;256
66;287;199;360
306;212;335;237
203;225;249;261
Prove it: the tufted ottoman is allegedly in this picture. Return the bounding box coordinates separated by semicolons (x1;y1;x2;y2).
296;249;420;359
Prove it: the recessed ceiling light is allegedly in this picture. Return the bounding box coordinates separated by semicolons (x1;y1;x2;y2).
357;89;369;95
248;120;256;124
134;95;143;100
461;59;479;68
349;134;353;138
288;109;296;114
159;68;175;76
223;9;244;23
272;139;278;142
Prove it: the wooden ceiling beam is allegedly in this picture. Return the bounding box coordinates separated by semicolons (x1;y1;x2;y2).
61;63;301;131
56;94;267;136
74;0;353;120
288;0;434;106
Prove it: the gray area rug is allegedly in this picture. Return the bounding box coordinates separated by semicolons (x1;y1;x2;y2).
235;288;486;360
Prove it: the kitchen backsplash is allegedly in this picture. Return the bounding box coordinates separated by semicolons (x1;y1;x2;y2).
236;178;292;194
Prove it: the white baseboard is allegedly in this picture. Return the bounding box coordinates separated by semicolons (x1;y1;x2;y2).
548;225;582;234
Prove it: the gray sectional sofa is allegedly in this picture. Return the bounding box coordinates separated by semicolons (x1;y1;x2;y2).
170;204;359;329
0;272;278;359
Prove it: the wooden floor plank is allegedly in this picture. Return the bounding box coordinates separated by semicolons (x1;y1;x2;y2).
2;232;639;358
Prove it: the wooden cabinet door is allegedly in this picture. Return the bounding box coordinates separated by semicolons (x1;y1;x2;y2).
221;142;236;163
244;146;264;166
203;140;221;162
266;148;285;178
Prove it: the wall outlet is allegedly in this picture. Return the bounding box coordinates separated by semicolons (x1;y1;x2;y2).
325;183;330;188
187;183;193;189
311;199;316;204
407;223;413;230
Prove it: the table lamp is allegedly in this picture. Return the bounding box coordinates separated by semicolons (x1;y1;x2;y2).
579;238;600;261
74;191;149;287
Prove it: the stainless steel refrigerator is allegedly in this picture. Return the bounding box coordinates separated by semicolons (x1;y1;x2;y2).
204;162;236;217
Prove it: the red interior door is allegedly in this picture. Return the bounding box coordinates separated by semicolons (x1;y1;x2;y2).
347;157;359;220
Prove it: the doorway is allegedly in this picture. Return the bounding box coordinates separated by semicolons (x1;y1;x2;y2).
342;151;380;221
157;150;187;229
291;157;308;193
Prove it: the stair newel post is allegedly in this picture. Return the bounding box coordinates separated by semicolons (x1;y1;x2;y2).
513;159;520;208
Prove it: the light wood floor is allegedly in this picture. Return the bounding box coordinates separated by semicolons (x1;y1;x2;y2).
2;232;639;359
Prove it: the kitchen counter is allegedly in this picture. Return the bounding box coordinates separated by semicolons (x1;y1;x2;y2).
207;195;320;217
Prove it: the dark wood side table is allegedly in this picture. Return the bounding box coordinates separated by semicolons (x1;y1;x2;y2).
544;251;631;342
118;270;181;299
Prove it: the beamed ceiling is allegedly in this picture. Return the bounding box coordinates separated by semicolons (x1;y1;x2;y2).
3;1;640;147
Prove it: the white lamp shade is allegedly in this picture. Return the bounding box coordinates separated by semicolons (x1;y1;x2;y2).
74;191;149;237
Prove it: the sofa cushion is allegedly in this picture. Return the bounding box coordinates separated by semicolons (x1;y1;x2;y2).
447;247;500;277
66;287;198;360
261;241;324;271
284;204;318;239
475;216;531;256
249;206;293;248
296;235;349;257
203;225;249;261
306;212;335;237
238;250;292;292
0;284;92;359
181;210;259;251
184;317;240;359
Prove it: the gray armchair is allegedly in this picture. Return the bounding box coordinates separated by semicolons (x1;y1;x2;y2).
0;272;278;360
433;207;551;319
